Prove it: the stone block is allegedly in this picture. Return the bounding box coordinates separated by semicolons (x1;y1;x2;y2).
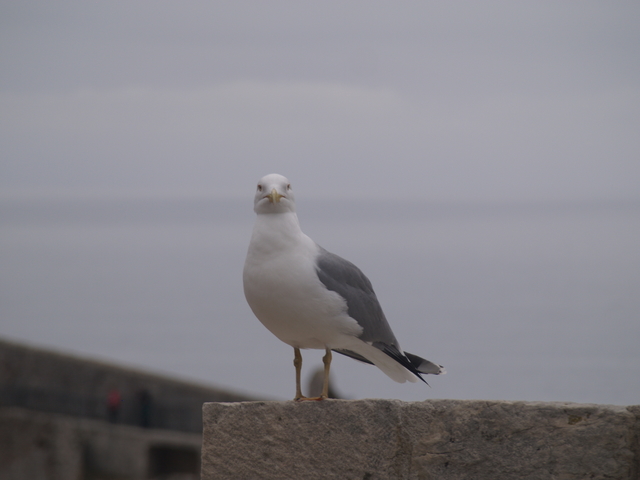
202;399;639;480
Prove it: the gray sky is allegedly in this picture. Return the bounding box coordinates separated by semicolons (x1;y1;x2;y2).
1;1;639;201
1;2;640;404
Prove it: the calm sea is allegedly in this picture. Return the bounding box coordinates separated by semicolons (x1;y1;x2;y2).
1;196;639;404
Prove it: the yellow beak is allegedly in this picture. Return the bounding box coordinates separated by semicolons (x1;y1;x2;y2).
267;188;283;203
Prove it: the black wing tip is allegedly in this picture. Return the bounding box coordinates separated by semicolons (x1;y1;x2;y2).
404;351;446;376
374;344;430;385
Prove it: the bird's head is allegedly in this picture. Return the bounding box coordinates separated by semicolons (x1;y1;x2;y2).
253;174;296;214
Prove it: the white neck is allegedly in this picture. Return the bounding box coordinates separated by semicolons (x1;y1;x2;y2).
247;211;308;258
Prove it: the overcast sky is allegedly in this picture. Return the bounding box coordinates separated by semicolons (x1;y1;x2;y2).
1;1;639;202
1;2;640;405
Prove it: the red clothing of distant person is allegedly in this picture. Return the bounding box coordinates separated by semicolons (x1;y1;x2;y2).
107;389;122;422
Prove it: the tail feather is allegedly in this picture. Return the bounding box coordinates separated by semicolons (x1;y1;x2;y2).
333;344;445;383
375;343;428;384
405;351;446;375
332;343;417;383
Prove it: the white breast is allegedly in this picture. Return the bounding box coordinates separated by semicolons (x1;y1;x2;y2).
243;212;361;349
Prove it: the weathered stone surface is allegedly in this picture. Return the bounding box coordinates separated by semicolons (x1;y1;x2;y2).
202;399;639;480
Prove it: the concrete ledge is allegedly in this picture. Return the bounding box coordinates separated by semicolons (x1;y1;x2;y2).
202;399;639;480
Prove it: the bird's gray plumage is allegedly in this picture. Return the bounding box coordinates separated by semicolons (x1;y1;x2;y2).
315;247;399;346
315;246;441;380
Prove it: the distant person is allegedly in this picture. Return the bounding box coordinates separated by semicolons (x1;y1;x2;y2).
107;388;122;423
138;389;152;428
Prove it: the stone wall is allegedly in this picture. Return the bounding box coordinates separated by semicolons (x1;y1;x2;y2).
202;399;640;480
1;406;202;480
0;338;255;433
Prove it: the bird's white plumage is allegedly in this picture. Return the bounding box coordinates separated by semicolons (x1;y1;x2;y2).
243;175;362;348
243;174;444;387
244;212;362;349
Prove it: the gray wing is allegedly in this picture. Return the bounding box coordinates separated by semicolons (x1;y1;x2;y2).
315;246;445;380
315;246;400;347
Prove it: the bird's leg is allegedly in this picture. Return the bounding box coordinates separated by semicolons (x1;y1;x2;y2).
293;347;332;401
321;348;332;399
293;347;305;401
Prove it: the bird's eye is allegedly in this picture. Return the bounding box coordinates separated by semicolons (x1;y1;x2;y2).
287;184;291;190
257;184;263;192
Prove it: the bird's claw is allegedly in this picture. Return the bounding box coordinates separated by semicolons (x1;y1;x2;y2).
294;395;326;402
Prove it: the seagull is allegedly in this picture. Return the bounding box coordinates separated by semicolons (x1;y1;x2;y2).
243;174;445;401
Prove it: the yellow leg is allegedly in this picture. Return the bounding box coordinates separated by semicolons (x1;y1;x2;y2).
321;348;332;399
293;347;332;401
294;347;304;400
